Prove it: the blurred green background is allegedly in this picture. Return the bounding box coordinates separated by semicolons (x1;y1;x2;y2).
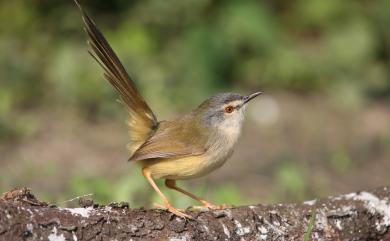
1;0;389;208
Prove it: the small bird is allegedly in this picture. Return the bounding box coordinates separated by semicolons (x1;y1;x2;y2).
74;0;261;218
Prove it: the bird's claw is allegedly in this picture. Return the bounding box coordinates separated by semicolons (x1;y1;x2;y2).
189;203;232;211
154;203;193;219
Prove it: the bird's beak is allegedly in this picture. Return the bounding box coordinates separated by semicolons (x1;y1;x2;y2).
243;91;262;105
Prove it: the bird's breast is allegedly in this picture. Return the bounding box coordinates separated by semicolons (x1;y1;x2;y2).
203;126;241;171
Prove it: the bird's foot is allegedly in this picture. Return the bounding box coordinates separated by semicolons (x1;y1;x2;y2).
154;203;192;219
189;202;233;211
204;202;232;209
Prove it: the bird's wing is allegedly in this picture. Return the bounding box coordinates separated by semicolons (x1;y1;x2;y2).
129;120;209;161
75;0;158;154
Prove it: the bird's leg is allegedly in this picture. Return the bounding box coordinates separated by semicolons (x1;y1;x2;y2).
142;168;191;218
165;179;228;209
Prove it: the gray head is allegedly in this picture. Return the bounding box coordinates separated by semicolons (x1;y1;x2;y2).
194;92;262;129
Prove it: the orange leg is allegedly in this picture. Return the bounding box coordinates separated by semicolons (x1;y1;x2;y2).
165;179;227;209
142;168;191;218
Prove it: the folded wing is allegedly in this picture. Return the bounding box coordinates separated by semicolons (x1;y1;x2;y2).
129;119;209;161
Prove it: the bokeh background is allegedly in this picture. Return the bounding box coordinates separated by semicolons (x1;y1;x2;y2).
1;0;389;208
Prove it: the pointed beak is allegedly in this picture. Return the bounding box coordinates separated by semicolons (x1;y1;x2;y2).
243;91;262;105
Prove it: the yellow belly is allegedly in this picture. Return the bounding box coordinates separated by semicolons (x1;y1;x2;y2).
139;154;228;180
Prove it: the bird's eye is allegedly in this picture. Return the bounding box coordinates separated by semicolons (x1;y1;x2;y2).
224;105;234;113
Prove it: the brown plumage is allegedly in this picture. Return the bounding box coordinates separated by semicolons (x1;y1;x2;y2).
74;0;261;218
130;114;209;162
74;0;157;155
75;1;210;162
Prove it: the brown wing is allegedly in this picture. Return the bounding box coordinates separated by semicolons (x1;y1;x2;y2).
74;0;158;154
129;118;209;161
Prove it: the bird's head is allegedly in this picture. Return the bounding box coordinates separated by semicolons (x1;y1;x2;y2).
194;92;262;131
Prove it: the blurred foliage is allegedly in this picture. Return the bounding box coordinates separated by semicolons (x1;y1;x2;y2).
329;149;353;174
0;0;389;121
274;162;307;201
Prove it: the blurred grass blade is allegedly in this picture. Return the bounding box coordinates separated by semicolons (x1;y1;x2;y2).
303;208;316;241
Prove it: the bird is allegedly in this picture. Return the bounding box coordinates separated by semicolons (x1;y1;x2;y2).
74;0;261;218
